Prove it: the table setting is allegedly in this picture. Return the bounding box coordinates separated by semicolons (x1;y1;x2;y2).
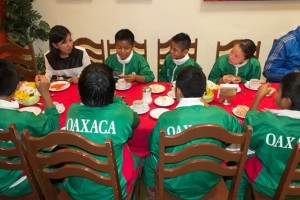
18;78;278;158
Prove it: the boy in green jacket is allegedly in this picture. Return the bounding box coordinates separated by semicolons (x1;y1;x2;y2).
63;63;142;200
0;59;59;197
145;66;241;199
105;29;154;83
159;33;202;82
238;72;300;199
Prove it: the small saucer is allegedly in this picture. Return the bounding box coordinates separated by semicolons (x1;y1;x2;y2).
130;104;150;115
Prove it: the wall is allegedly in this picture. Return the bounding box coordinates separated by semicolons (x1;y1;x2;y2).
33;0;300;80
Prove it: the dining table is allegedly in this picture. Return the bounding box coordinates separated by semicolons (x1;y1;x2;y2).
36;81;279;158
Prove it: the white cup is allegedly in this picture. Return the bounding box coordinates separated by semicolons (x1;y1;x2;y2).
53;102;65;114
171;87;175;98
117;78;127;89
249;79;261;89
133;100;147;113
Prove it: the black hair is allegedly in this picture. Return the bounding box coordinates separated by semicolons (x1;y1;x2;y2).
0;59;20;97
239;39;256;59
48;25;73;58
280;72;300;111
115;29;135;46
171;33;191;50
176;66;206;98
78;63;115;107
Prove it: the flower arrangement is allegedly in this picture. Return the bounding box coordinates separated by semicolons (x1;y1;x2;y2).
14;82;40;106
203;80;219;103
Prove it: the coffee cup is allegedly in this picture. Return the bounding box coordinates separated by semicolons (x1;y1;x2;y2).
249;79;261;89
117;78;127;89
133;100;147;113
53;102;65;114
171;87;175;98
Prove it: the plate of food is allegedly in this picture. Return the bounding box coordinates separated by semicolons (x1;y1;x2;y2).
149;84;165;93
49;81;70;92
232;105;249;118
154;96;175;107
19;106;42;116
150;108;170;119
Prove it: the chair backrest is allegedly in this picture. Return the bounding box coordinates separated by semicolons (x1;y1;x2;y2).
157;38;198;81
0;124;43;200
74;37;105;63
106;39;147;59
21;130;123;200
215;40;261;60
157;124;252;200
273;142;300;199
0;43;38;81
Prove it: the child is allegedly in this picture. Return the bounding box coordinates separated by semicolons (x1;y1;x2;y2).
158;33;202;82
105;29;154;83
63;63;142;199
0;59;59;197
144;66;241;199
238;72;300;199
208;39;261;84
45;25;91;84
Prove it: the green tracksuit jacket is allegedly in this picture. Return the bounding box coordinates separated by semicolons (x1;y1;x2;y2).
144;99;241;199
63;98;142;200
0;105;59;197
208;54;261;84
159;54;202;82
105;52;154;83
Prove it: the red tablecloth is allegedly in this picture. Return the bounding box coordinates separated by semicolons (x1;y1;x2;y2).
40;82;278;158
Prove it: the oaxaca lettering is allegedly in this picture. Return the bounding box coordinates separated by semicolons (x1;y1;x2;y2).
266;133;300;149
166;125;193;135
67;118;116;134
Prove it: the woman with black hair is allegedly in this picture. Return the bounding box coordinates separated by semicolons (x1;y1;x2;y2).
44;25;91;84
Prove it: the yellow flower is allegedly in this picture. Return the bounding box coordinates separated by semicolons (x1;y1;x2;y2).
14;82;38;101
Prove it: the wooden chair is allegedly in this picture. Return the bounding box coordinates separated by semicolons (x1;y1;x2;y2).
156;124;252;200
157;38;198;81
0;124;43;200
106;39;147;59
74;37;105;63
0;43;38;81
215;40;261;60
251;142;300;200
21;130;138;200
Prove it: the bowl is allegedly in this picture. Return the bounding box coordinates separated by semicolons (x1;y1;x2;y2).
19;95;40;106
203;94;214;103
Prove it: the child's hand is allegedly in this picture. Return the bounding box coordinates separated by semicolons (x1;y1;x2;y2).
232;76;241;84
68;76;79;84
222;75;235;83
256;83;271;99
124;74;136;83
35;75;50;95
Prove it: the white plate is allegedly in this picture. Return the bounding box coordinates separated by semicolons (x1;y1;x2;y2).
167;91;175;99
150;108;169;119
244;81;260;91
49;81;70;92
149;84;165;93
19;106;41;116
154;96;175;107
116;82;132;90
130;104;150;115
232;107;246;119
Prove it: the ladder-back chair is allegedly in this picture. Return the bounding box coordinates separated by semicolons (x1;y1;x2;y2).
106;39;147;59
74;37;105;63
